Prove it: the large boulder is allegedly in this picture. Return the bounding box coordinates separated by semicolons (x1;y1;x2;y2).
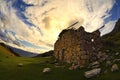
84;68;101;78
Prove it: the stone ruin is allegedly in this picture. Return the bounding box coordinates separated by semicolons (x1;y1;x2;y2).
54;26;102;67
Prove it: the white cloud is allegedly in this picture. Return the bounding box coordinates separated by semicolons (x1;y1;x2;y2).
100;20;117;36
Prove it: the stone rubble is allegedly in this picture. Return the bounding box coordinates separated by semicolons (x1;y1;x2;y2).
84;68;101;78
54;27;102;67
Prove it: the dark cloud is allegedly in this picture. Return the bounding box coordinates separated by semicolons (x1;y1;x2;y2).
39;40;53;48
41;0;48;7
42;17;51;29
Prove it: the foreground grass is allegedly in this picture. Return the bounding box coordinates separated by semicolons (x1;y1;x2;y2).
0;57;86;80
0;45;86;80
0;45;120;80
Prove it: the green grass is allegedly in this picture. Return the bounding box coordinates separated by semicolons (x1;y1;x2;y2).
0;45;120;80
0;45;86;80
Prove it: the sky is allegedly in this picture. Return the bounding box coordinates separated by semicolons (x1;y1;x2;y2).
0;0;120;53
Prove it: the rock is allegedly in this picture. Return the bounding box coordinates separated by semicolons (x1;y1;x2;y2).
97;52;103;59
106;61;111;67
80;55;89;60
104;55;109;60
111;64;119;72
104;70;108;74
99;57;106;62
91;61;99;66
69;66;74;70
73;65;79;70
69;65;79;70
88;61;100;69
113;59;120;63
43;68;51;73
17;63;23;67
91;65;100;69
80;65;85;69
115;52;119;56
84;68;101;78
106;50;110;52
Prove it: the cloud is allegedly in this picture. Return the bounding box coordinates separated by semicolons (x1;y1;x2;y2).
100;20;116;36
0;0;119;53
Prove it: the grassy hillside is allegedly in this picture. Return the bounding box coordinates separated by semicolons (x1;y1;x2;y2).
0;44;16;57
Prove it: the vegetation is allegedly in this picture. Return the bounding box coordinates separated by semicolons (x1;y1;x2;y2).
102;19;120;53
0;45;86;80
0;43;120;80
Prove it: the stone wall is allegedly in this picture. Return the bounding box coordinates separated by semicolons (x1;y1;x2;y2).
54;27;101;67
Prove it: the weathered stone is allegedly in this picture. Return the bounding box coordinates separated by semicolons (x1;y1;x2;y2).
69;66;74;70
106;50;110;52
115;52;119;56
80;55;89;60
106;61;111;67
91;61;100;66
80;65;85;69
104;70;108;74
43;68;51;73
84;68;101;78
69;65;79;70
73;65;80;70
80;60;87;65
100;57;106;62
111;64;119;72
91;65;100;69
17;63;23;67
54;26;101;67
88;61;100;69
113;59;120;63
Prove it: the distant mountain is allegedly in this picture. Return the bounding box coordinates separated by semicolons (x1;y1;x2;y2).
0;43;38;57
8;45;38;57
0;42;53;57
34;50;53;57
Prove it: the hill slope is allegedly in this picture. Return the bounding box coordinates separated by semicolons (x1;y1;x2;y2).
102;19;120;52
0;43;39;57
0;43;17;57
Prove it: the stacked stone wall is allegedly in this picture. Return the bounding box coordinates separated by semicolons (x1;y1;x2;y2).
54;27;101;67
